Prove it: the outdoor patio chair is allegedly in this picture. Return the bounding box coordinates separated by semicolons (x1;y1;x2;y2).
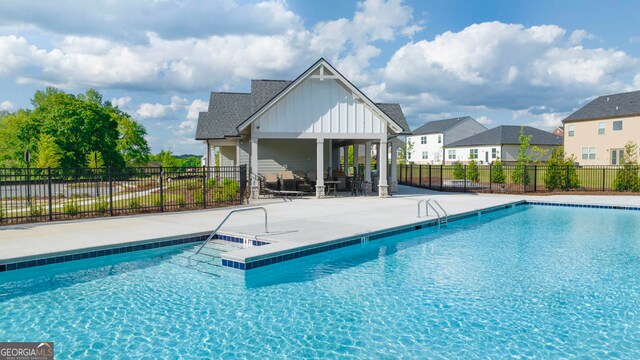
263;173;279;190
278;170;297;191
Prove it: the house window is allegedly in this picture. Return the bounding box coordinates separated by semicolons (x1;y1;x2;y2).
568;125;575;137
582;147;596;160
491;148;497;159
448;149;456;160
613;120;623;131
421;136;427;144
469;149;478;159
422;151;428;160
438;135;442;144
598;122;605;135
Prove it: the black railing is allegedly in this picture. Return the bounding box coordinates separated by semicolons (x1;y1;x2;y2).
397;163;639;194
0;165;247;225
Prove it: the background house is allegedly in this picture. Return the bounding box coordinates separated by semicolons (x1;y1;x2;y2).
406;117;486;164
195;58;410;197
563;90;640;165
444;125;562;164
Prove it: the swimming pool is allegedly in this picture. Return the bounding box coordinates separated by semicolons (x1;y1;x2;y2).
1;205;640;358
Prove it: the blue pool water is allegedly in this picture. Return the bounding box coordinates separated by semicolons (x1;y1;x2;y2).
2;205;640;358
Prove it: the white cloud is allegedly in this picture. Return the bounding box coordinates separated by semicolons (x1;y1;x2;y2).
476;116;494;126
135;102;174;119
568;29;596;45
111;96;132;108
0;101;14;111
382;21;638;115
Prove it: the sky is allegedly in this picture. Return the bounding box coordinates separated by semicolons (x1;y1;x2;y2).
1;0;639;155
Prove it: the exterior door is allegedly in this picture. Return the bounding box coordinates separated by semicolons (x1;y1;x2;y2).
485;151;489;163
611;149;624;165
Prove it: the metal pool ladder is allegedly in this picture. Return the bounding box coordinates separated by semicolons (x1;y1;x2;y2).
193;207;269;256
417;199;448;228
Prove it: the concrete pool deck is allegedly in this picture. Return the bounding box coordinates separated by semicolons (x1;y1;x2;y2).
1;186;639;268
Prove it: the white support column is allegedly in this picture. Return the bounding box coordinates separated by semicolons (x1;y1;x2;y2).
316;138;325;198
364;141;372;193
374;143;379;170
378;140;389;197
343;145;349;175
250;137;259;198
353;144;359;176
390;141;398;193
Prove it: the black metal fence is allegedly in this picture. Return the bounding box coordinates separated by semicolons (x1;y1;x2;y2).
0;165;247;225
398;163;640;193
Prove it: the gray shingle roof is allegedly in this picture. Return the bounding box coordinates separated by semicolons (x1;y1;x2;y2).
563;90;640;123
412;117;473;135
250;80;292;113
446;125;562;147
376;103;410;134
195;92;251;139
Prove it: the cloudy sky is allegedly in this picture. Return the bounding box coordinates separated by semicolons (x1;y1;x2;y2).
1;0;639;155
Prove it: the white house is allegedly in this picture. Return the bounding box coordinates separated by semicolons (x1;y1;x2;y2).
195;58;411;198
444;125;562;164
406;117;487;164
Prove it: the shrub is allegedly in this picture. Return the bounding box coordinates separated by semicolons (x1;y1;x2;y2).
128;198;141;210
452;162;465;180
29;205;44;217
490;159;505;184
467;160;480;182
94;198;109;213
152;195;162;207
206;178;217;188
64;201;80;216
193;189;204;206
613;141;640;192
0;206;4;221
176;194;186;208
544;147;580;191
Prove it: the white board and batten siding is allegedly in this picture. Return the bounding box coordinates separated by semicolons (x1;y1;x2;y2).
253;78;386;139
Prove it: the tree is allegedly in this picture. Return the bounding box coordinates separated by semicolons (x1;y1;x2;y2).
467;160;480;182
86;151;105;168
453;161;465;180
0;110;39;168
544;147;580;191
157;150;180;167
34;134;62;168
32;88;125;168
110;107;151;166
613;141;640;192
490;159;505;184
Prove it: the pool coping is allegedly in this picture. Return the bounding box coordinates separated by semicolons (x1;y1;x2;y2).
1;199;639;273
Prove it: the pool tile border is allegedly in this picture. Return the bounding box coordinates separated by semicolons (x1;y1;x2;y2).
525;201;640;211
0;233;264;273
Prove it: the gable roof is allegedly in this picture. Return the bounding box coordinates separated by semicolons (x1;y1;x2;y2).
376;103;410;135
446;125;562;147
412;116;475;135
563;90;640;123
196;59;409;139
235;58;406;134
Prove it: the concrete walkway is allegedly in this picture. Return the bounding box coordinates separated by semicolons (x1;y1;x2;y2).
1;186;639;264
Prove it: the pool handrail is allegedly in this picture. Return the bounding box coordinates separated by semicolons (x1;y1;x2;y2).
193;207;268;256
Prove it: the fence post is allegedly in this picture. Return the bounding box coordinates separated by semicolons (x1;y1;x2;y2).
108;167;114;216
523;165;527;193
533;165;537;192
489;163;493;193
410;164;413;186
464;165;467;192
47;167;53;221
159;166;164;212
418;165;422;187
440;164;443;189
602;168;606;192
429;164;432;188
202;166;207;209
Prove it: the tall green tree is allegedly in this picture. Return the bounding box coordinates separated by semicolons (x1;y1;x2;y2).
34;134;63;168
0;110;38;168
31;88;125;168
112;110;151;166
544;147;579;191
